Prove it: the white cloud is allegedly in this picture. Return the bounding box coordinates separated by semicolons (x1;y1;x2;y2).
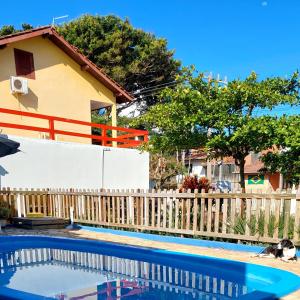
261;1;268;6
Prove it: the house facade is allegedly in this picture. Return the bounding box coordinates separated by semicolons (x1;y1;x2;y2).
186;149;281;192
243;154;281;192
0;26;132;144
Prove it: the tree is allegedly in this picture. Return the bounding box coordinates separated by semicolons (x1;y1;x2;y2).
136;70;300;190
57;15;181;114
261;115;300;186
150;153;186;189
0;24;33;36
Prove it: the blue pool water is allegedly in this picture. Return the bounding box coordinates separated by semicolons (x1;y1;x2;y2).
0;236;299;300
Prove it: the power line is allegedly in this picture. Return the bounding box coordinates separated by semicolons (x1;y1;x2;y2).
132;89;165;101
133;84;177;98
130;81;179;101
130;72;228;98
131;81;177;95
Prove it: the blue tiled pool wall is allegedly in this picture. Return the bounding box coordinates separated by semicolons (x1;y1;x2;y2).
0;235;300;300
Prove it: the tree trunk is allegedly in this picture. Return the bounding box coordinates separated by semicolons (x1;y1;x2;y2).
181;150;186;167
239;158;246;192
239;157;246;216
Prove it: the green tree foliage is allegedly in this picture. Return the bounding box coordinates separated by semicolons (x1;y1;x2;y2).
57;15;181;114
0;24;33;36
136;69;300;189
261;115;300;185
91;112;133;137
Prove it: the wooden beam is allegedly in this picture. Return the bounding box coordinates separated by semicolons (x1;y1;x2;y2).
81;64;90;71
42;33;50;39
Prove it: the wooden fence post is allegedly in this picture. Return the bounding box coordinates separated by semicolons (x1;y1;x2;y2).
283;197;291;239
15;190;22;218
214;189;220;234
129;189;134;225
162;189;167;229
193;189;198;233
168;190;173;229
199;189;205;232
293;189;300;243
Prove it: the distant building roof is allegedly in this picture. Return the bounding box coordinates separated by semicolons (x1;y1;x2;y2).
185;149;207;160
186;149;235;165
0;26;133;103
244;160;264;174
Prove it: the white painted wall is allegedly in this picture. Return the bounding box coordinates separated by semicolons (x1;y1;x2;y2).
189;160;206;177
0;135;149;190
102;147;149;189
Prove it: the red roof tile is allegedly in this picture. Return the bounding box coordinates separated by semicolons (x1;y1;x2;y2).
244;161;264;174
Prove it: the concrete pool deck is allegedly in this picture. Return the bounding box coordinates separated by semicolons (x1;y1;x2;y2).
1;227;299;300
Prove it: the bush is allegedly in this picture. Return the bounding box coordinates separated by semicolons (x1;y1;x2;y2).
0;201;10;219
230;211;298;240
181;175;210;192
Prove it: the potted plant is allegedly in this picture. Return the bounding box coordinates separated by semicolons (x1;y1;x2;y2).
0;201;10;230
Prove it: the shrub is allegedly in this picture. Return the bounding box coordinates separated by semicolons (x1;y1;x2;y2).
199;177;210;192
181;175;210;192
233;216;246;235
230;211;298;240
0;201;10;219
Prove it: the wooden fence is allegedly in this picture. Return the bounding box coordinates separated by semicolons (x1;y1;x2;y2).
1;188;300;245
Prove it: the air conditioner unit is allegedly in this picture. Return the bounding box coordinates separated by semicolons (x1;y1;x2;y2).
10;76;28;95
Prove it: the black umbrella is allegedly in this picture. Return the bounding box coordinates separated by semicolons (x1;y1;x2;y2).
0;137;20;158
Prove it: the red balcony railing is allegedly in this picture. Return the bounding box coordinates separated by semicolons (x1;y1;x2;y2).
0;107;148;148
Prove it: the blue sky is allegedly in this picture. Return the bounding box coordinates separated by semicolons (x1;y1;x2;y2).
1;0;300;114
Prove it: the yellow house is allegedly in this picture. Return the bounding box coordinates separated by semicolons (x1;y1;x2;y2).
0;26;134;144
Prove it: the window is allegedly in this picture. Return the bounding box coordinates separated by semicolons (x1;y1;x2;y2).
14;48;35;79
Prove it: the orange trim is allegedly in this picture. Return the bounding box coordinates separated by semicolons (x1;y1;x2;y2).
0;122;50;133
0;26;133;103
0;107;148;149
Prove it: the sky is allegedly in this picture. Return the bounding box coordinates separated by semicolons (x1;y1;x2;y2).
1;0;300;115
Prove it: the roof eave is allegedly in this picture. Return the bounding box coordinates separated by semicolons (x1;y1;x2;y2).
0;26;52;46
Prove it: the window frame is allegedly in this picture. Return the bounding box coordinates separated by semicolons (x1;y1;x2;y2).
14;48;35;79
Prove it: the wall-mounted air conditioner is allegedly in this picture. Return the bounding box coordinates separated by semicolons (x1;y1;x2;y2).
10;76;28;95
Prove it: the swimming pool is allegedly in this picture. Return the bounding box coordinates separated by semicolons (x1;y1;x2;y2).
0;236;299;300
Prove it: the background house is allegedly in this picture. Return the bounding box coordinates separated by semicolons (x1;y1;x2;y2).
186;149;281;192
0;26;132;144
243;153;281;192
185;149;239;191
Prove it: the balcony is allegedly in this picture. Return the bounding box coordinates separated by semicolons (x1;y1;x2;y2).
0;107;148;148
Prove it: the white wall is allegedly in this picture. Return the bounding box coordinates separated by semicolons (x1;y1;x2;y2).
0;135;149;190
102;147;149;189
190;160;206;177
